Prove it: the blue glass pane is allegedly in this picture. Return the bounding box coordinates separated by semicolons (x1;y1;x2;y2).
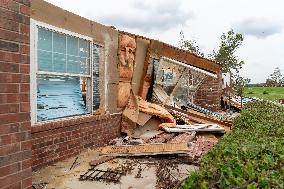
67;36;78;56
37;75;87;121
67;55;80;74
79;39;89;57
53;32;66;54
38;50;52;71
37;27;90;75
53;53;66;73
38;28;52;51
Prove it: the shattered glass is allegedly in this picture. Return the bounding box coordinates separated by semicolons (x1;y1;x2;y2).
151;57;208;107
37;75;88;121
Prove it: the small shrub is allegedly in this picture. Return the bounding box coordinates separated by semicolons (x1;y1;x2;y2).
248;91;253;94
263;90;269;95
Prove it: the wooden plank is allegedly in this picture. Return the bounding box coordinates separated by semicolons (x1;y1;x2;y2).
138;43;151;97
99;143;190;157
160;43;221;74
177;124;222;129
89;156;115;167
163;124;225;133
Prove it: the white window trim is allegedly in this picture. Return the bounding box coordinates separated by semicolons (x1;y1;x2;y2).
30;19;94;125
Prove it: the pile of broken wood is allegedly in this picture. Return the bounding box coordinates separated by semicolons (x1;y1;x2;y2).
81;93;231;188
111;92;229;160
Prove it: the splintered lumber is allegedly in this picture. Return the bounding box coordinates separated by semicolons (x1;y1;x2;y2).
99;143;190;157
163;124;225;133
89;156;116;167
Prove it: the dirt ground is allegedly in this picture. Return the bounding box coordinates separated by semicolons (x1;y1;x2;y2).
32;149;198;189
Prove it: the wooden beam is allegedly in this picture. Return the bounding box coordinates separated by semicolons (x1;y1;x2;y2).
160;43;221;74
99;143;190;157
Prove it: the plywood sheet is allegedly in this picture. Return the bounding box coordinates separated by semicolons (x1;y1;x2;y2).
163;124;225;133
132;38;150;95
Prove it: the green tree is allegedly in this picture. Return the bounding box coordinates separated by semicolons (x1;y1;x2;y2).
266;78;277;87
233;76;250;107
178;31;204;57
211;29;245;78
269;67;282;87
280;77;284;87
210;29;245;109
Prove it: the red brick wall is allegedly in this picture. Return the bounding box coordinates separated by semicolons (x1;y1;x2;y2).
194;72;222;112
31;114;121;170
0;0;31;189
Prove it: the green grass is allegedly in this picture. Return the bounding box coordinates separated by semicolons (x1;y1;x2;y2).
179;101;284;189
244;87;284;101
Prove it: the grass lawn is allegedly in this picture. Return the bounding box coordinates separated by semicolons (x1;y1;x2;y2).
244;87;284;101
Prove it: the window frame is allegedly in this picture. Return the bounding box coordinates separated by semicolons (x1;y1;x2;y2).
30;19;94;125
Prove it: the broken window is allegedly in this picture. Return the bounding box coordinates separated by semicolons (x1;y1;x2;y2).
37;75;87;121
150;57;217;107
31;22;94;123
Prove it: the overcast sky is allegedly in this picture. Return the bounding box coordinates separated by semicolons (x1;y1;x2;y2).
45;0;284;83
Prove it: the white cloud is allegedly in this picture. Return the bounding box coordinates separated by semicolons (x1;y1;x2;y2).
44;0;284;83
95;0;192;32
234;18;283;39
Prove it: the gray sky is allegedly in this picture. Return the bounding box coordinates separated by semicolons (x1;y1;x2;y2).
45;0;284;83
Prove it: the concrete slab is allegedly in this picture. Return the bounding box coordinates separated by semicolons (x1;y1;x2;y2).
32;149;198;189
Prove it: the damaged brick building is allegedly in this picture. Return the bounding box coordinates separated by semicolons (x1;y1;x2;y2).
0;0;223;188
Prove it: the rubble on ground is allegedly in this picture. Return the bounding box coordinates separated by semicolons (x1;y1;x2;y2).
35;70;234;189
80;95;233;188
32;98;231;189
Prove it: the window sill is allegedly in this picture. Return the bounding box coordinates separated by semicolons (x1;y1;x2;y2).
31;113;111;133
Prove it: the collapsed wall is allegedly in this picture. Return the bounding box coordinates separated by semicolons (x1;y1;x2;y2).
116;34;223;112
30;0;223;169
0;0;223;180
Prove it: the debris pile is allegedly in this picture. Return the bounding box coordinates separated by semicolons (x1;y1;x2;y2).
156;160;180;189
188;135;218;161
80;97;231;188
80;50;234;188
